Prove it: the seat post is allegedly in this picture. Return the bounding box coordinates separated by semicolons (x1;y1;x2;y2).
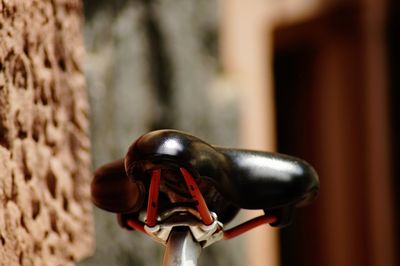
162;228;201;266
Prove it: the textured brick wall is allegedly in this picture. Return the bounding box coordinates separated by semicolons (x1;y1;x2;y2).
0;0;93;265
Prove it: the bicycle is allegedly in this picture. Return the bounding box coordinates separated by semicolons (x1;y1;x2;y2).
91;129;319;265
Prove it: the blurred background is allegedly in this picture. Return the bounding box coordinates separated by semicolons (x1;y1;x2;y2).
79;0;399;265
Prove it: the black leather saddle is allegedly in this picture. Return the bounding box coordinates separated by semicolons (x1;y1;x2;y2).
91;130;319;227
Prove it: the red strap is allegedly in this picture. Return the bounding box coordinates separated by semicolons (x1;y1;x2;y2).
126;219;146;234
223;215;277;240
146;169;161;227
180;168;214;225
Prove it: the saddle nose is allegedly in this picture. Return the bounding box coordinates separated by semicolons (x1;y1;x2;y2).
91;159;145;213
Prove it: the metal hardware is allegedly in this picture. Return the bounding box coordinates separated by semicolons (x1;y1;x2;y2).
162;228;201;266
144;209;223;247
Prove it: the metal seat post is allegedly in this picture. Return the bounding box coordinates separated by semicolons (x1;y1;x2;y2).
162;228;201;266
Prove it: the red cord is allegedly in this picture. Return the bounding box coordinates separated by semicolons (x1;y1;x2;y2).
223;215;278;240
126;219;146;234
128;168;276;242
180;168;214;225
146;169;161;227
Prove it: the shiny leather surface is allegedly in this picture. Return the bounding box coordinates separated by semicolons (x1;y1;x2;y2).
125;130;319;210
92;129;319;226
218;148;319;209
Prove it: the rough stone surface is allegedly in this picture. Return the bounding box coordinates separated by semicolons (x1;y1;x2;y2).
81;0;242;265
0;0;94;265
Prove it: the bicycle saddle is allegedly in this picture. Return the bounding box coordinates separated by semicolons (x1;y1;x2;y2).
92;129;319;228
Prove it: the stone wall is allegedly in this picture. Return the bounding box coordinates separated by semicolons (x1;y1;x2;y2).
0;0;93;265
